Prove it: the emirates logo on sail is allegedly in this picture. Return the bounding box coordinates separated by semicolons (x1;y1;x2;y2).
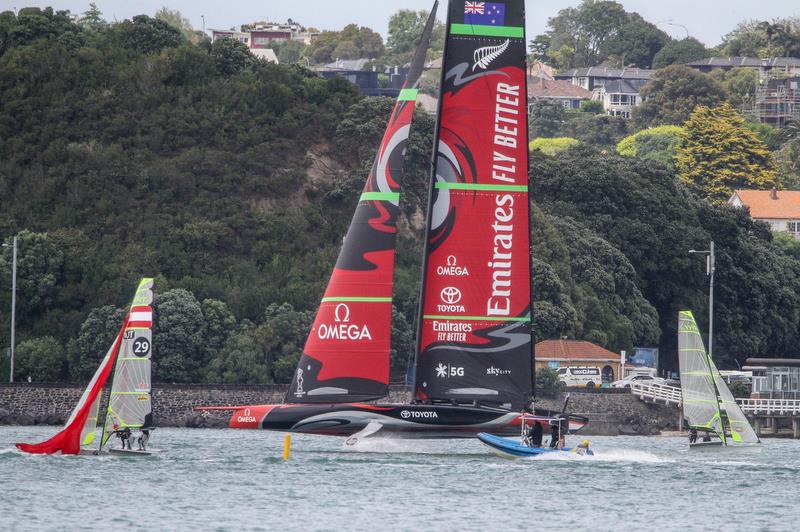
316;303;373;341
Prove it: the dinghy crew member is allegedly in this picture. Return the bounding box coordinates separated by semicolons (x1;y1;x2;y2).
116;427;132;450
689;427;698;444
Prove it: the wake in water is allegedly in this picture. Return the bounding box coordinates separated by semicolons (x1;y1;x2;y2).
341;438;481;456
531;447;669;463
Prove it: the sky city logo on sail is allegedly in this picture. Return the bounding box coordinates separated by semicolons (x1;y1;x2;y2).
438;286;465;313
316;303;372;341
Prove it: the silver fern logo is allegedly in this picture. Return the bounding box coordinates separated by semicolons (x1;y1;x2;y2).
472;39;510;71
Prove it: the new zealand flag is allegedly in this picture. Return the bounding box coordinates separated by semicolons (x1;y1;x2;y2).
464;2;505;26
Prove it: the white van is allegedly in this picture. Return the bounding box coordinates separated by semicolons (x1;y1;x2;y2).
556;366;601;388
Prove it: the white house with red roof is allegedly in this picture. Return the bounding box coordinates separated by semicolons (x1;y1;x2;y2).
729;189;800;239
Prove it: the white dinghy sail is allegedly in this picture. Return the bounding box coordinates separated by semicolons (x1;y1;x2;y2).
678;310;759;448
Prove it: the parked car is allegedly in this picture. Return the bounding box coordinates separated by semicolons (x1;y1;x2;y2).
556;366;602;388
610;374;666;389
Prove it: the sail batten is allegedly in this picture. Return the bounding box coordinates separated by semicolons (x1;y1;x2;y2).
285;2;439;404
413;0;532;411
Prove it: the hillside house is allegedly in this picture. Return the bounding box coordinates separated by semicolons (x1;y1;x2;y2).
729;189;800;239
600;79;647;118
535;339;622;384
686;57;800;77
210;21;318;49
555;67;652;118
527;78;592;111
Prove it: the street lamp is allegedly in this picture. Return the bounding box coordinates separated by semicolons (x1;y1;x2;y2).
689;241;715;358
201;15;205;34
2;236;17;383
656;19;690;39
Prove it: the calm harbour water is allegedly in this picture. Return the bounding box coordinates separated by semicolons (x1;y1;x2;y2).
1;426;797;531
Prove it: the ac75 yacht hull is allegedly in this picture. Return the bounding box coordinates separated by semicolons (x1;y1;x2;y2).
198;403;587;439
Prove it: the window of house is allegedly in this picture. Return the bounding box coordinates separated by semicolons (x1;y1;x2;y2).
788;221;800;234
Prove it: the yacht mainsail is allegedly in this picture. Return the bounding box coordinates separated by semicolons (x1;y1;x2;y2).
16;278;152;455
413;0;533;410
285;2;438;403
678;310;759;445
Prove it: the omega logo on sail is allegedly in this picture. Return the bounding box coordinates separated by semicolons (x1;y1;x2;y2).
437;255;470;277
316;303;373;341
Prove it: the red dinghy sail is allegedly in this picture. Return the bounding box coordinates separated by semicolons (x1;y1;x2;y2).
285;3;439;403
413;0;533;410
16;278;152;455
16;316;129;455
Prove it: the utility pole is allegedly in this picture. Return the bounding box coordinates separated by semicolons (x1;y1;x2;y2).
2;236;17;383
689;241;715;358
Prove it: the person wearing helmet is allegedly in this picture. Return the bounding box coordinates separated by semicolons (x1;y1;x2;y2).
574;439;593;456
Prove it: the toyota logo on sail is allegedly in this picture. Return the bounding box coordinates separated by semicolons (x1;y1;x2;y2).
440;287;462;304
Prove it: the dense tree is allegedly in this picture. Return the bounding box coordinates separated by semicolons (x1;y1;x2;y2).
528;101;565;138
541;0;629;68
721;18;800;58
153;289;206;382
386;8;445;61
651;37;708;68
78;3;106;31
535;367;565;398
634;65;727;128
560;113;629;148
206;321;267;384
616;125;682;169
110;14;184;54
601;15;670;68
68;305;126;381
14;336;64;382
710;67;757;112
529;137;580;155
210;37;255;76
270;39;307;64
307;24;383;64
775;137;800;189
675;103;777;203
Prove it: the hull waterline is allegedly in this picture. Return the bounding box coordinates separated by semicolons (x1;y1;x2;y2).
203;403;587;439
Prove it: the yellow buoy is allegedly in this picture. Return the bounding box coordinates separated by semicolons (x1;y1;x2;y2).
283;433;291;461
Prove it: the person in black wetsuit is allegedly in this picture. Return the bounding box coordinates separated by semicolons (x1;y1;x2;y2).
549;419;561;448
701;432;712;442
528;422;543;448
116;427;132;450
689;427;698;444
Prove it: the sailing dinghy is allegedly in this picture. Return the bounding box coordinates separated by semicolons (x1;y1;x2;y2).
16;278;156;455
678;310;760;451
198;0;587;439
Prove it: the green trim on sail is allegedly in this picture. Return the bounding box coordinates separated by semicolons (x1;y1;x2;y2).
435;182;527;192
398;88;419;101
450;23;524;38
360;192;400;202
321;296;392;303
423;315;530;322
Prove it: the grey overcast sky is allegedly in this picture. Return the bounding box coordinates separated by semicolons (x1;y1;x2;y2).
2;0;799;47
